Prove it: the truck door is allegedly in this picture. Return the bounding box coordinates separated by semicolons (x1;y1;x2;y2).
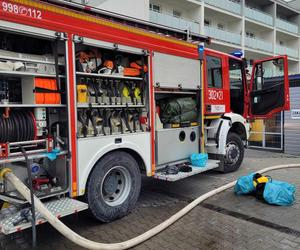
249;55;290;119
204;51;230;115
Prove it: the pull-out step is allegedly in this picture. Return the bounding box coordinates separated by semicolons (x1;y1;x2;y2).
153;159;220;181
0;197;88;235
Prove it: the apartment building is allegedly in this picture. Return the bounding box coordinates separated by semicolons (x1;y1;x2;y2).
149;0;300;152
70;0;300;152
148;0;300;74
73;0;300;74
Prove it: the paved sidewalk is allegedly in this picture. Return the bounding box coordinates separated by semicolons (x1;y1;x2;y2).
2;149;300;250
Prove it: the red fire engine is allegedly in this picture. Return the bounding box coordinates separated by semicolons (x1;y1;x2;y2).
0;0;289;234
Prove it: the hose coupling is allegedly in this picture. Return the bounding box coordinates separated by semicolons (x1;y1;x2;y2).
0;168;12;179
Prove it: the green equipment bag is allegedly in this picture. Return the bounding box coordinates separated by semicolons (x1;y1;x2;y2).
159;97;198;124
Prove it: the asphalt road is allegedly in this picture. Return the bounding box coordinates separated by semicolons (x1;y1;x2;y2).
2;149;300;250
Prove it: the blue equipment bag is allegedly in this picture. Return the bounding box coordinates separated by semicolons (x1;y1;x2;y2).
234;173;256;195
234;173;296;206
263;180;296;206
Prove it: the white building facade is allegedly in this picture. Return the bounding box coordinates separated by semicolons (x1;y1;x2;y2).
78;0;300;74
73;0;299;152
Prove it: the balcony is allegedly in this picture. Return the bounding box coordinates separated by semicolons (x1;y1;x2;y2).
245;7;273;26
149;10;200;33
204;0;241;15
204;26;241;45
276;18;298;34
276;45;299;59
245;37;273;53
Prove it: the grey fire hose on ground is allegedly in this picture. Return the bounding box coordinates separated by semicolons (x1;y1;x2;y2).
0;164;299;250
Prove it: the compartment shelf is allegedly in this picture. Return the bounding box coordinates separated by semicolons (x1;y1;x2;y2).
77;103;145;108
0;104;66;108
0;150;68;165
77;131;148;140
0;70;65;78
76;72;143;81
0;55;64;66
155;90;198;95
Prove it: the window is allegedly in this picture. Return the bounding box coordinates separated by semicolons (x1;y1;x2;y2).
206;56;223;88
149;3;161;12
173;10;181;18
217;23;224;30
254;58;284;91
204;19;211;26
229;59;244;114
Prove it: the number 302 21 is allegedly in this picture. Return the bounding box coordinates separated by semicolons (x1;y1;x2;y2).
208;89;224;101
2;1;42;19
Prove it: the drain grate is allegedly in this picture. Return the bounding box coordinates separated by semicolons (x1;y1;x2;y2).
201;202;300;238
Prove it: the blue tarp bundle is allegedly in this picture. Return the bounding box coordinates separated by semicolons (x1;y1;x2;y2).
234;173;256;195
234;173;296;206
263;180;296;206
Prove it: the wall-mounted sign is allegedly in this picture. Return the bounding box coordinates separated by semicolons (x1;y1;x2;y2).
291;109;300;119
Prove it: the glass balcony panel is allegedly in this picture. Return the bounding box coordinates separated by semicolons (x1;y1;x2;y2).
276;45;299;59
276;18;298;34
204;26;241;45
149;10;200;33
204;0;241;14
245;7;273;26
245;37;273;52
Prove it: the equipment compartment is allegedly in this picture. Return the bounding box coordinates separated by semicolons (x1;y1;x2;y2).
0;30;69;202
154;89;201;167
74;42;149;138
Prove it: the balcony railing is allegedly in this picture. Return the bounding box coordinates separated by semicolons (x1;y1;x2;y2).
245;7;273;26
276;18;298;34
149;10;200;33
245;37;273;53
204;0;241;14
276;45;299;59
204;26;241;45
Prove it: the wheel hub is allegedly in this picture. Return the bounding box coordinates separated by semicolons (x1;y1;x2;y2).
225;143;240;166
101;166;131;207
103;172;119;195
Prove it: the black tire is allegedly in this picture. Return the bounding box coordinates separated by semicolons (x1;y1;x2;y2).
223;132;244;173
87;151;141;222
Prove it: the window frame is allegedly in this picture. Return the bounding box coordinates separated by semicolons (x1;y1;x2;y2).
206;55;224;89
149;3;161;13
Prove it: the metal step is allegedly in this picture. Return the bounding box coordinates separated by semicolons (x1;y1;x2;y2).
205;141;218;147
0;197;88;235
153;159;220;182
204;126;217;130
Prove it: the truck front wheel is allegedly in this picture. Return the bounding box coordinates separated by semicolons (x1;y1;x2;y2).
87;151;141;222
223;132;244;173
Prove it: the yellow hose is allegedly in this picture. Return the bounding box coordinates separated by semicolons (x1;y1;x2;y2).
2;164;300;250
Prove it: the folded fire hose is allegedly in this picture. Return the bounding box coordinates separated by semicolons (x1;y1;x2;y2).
0;164;299;250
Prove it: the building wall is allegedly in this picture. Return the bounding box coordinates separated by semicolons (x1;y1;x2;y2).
72;0;300;74
71;0;150;20
99;0;149;20
147;0;300;75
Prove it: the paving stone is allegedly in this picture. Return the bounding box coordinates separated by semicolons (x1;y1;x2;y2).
1;150;300;250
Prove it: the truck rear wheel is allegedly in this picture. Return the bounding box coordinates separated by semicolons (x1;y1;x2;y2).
87;151;141;222
223;132;244;173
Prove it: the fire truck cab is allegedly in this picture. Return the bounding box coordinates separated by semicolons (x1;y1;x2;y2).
203;50;289;172
0;0;290;233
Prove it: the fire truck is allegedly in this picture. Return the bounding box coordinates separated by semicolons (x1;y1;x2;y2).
0;0;290;234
